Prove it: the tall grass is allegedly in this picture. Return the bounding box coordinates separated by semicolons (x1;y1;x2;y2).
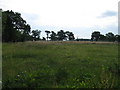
2;41;119;88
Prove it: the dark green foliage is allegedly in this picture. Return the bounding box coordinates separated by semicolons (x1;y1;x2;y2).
32;30;41;41
50;31;57;41
55;67;68;84
106;32;116;41
99;34;106;41
45;30;51;40
49;30;75;41
42;37;46;41
91;31;100;41
115;35;120;42
65;31;75;41
108;63;120;75
57;30;67;41
3;71;55;88
91;31;120;42
2;10;31;42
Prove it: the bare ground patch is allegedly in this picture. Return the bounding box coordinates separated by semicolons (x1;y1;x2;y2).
26;41;118;45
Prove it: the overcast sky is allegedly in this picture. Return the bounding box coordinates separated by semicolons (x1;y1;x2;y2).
0;0;119;39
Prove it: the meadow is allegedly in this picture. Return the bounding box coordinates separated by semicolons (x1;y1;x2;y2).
2;41;120;88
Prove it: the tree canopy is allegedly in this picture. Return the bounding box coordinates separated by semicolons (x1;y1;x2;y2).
91;31;120;42
32;30;41;41
2;10;31;42
91;31;100;41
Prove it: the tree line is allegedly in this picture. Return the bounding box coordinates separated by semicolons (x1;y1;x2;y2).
2;10;120;42
91;31;120;42
31;29;75;41
2;10;75;42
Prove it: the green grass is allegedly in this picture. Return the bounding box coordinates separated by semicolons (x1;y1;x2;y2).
2;41;120;88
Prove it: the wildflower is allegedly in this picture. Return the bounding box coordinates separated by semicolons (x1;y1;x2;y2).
17;75;20;77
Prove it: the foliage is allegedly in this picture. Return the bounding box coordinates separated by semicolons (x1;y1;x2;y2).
49;30;75;41
2;10;31;42
91;31;100;41
99;34;106;41
45;30;51;40
57;30;67;41
115;35;120;42
65;31;75;40
50;31;57;41
106;32;116;41
91;31;120;42
32;30;41;41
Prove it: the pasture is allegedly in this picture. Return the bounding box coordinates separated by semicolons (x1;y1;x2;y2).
2;41;120;88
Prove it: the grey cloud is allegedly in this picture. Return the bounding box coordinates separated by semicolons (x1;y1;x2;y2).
99;10;117;18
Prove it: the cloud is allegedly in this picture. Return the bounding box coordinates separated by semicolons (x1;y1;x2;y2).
99;10;117;18
21;12;40;28
0;0;119;38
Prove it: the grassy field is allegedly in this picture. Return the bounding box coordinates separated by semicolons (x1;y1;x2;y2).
2;41;120;88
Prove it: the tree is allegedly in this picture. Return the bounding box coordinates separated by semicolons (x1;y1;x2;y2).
106;32;115;41
50;31;57;41
42;37;46;41
2;10;31;42
91;31;100;41
115;34;120;42
57;30;67;41
65;31;75;40
99;34;106;41
32;30;41;41
2;10;16;42
21;24;31;41
45;30;51;40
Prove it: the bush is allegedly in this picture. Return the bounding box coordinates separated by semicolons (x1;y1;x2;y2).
3;70;55;88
